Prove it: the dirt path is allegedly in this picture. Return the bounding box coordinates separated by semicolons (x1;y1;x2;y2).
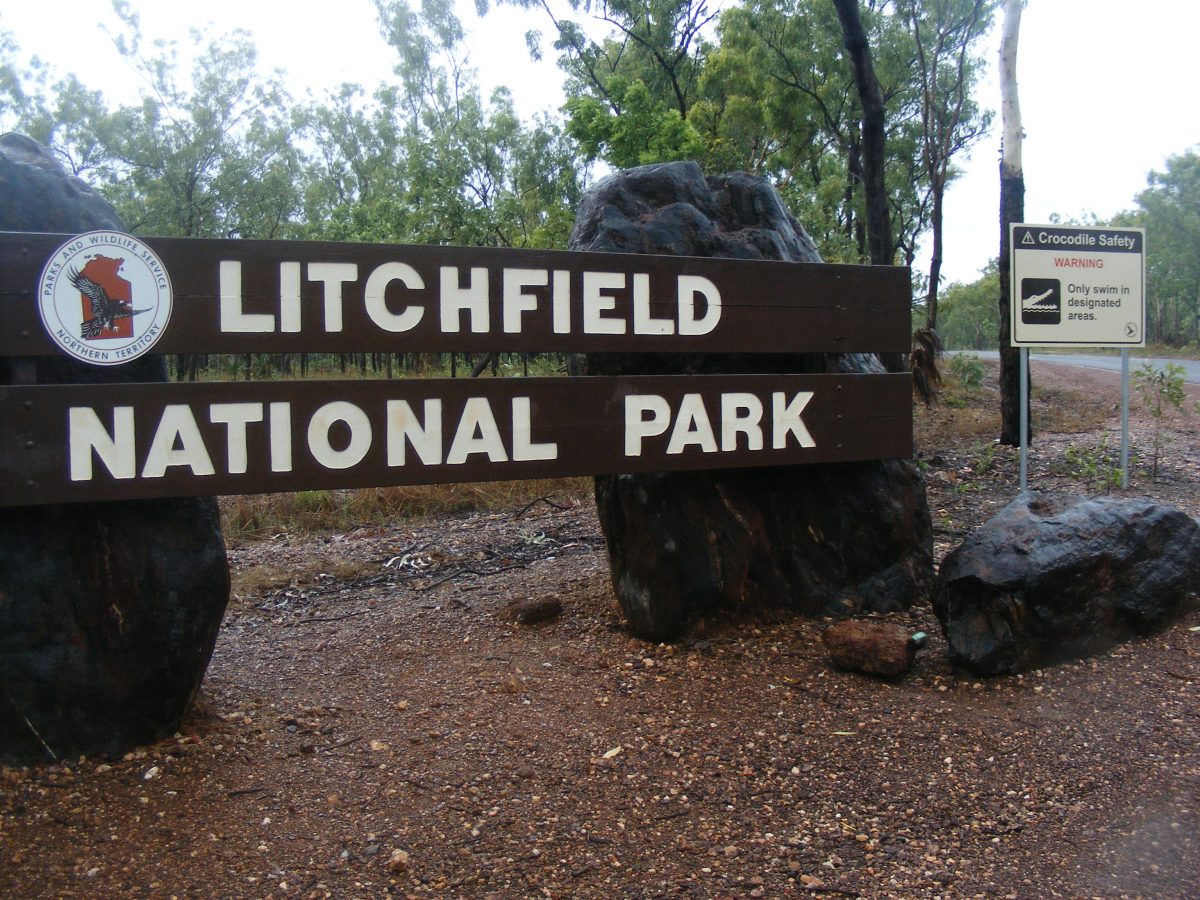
2;361;1198;899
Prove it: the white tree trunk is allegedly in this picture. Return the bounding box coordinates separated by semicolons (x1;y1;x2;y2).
1000;0;1024;177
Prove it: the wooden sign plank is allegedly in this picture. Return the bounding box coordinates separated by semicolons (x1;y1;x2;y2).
0;373;911;506
0;232;912;356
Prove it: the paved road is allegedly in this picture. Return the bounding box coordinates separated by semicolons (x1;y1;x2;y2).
955;350;1200;384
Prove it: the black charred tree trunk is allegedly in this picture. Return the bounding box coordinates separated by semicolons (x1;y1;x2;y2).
998;166;1026;445
833;0;903;373
926;189;944;331
833;0;892;268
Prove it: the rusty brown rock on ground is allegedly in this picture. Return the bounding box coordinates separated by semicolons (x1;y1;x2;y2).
500;595;563;625
823;619;923;677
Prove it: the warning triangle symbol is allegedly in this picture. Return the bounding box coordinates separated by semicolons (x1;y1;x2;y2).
1021;231;1036;246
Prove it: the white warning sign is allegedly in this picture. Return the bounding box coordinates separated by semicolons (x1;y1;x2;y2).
1010;224;1145;347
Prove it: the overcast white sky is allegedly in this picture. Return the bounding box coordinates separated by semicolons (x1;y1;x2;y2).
3;1;1197;284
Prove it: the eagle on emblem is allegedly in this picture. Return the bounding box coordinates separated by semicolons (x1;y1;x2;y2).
68;266;151;339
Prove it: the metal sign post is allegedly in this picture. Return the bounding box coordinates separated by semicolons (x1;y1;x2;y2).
1121;348;1130;488
1019;347;1029;493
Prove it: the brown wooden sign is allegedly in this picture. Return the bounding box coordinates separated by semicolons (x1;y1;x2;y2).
0;231;914;506
1;232;911;356
0;374;911;506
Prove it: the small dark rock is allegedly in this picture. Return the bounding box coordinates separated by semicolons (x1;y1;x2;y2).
823;619;921;677
934;492;1200;675
501;596;563;625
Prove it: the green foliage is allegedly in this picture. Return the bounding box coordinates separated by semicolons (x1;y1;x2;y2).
948;352;985;389
1121;149;1200;347
293;490;336;516
298;0;585;249
3;7;304;238
4;0;1010;372
700;0;920;263
969;440;997;475
3;1;584;251
895;0;995;328
1133;361;1189;477
515;0;988;272
938;261;1000;349
565;78;703;167
1062;436;1124;493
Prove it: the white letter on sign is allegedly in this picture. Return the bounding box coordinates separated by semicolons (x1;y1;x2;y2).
280;262;302;332
677;275;721;335
143;406;216;478
583;272;626;335
624;395;671;456
220;261;275;332
632;273;673;335
503;269;546;333
511;397;557;461
720;393;764;451
69;407;136;481
209;403;264;474
387;399;443;466
447;398;507;463
269;402;293;473
365;263;425;332
440;267;490;333
307;262;357;332
667;394;718;454
308;402;372;469
771;391;815;449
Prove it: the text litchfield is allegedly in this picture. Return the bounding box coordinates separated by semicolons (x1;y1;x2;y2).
218;261;723;337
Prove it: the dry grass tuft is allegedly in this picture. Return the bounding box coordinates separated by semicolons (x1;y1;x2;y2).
220;477;592;541
1033;383;1112;434
917;357;1113;448
228;557;381;604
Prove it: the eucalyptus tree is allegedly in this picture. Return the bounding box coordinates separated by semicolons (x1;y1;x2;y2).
0;28;111;178
705;0;924;263
1131;150;1200;346
998;0;1024;445
331;0;587;250
832;0;891;266
508;0;715;118
76;5;304;239
938;261;999;350
897;0;994;329
493;0;716;168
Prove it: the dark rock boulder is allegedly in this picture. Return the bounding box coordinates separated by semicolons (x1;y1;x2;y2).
569;161;933;640
0;134;230;763
934;492;1200;675
0;132;166;386
0;133;120;232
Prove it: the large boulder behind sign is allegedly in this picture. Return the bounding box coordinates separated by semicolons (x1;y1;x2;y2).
933;492;1200;675
0;134;230;763
570;162;933;640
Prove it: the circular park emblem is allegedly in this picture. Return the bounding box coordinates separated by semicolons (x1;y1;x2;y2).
38;230;172;366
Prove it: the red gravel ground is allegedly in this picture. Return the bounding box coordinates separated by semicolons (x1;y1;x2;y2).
2;360;1198;898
